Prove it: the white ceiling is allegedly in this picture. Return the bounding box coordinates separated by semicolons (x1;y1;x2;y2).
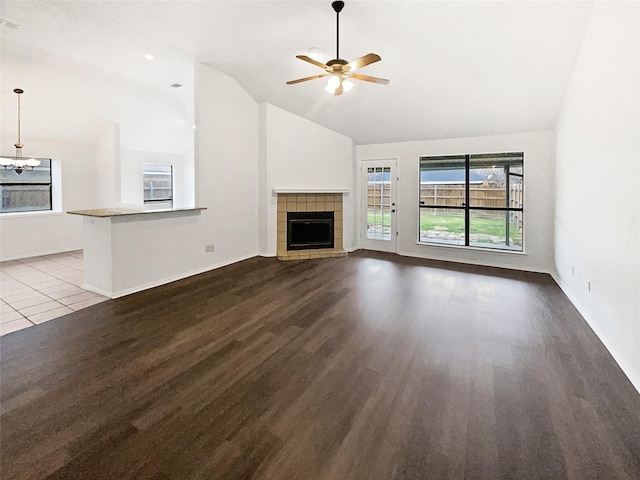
1;1;594;145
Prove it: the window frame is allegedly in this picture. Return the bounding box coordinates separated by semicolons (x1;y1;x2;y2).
143;164;174;205
0;159;53;214
418;152;524;252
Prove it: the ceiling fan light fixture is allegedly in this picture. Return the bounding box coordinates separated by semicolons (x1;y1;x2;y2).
287;1;389;94
324;75;353;95
325;75;341;94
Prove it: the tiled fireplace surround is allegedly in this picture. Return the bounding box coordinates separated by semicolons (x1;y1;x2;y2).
277;193;347;261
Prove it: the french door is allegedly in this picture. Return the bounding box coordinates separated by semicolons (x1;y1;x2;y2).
361;159;397;252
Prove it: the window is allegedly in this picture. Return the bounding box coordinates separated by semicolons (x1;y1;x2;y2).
0;159;52;213
366;166;392;240
143;164;173;205
419;152;523;251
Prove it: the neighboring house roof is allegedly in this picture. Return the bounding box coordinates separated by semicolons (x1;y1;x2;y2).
370;170;491;184
420;170;488;184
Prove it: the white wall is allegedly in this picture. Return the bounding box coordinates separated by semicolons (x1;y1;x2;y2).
0;137;97;260
97;123;195;210
357;131;556;273
119;110;193;156
195;64;259;264
78;64;259;297
117;76;195;208
2;46;194;212
0;62;196;257
95;124;120;208
1;62;186;257
258;103;355;255
80;211;209;297
555;2;640;392
120;150;191;208
2;62;260;294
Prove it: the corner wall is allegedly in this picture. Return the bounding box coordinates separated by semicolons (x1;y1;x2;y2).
258;103;355;256
554;2;640;391
95;124;120;208
357;131;556;273
195;64;259;264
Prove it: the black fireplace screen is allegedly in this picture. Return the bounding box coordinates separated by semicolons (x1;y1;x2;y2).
287;211;334;250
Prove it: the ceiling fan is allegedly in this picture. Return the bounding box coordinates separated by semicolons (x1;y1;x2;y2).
287;1;389;96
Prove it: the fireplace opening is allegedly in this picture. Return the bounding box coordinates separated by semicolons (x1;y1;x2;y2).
287;211;334;250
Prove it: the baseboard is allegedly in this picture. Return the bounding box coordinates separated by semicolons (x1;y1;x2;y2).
81;284;113;298
395;249;551;274
2;246;84;262
551;272;640;395
86;253;258;299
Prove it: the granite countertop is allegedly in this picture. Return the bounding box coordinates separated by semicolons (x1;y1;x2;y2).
66;207;206;218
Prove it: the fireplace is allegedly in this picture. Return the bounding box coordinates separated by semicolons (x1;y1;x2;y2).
287;211;334;250
276;192;346;261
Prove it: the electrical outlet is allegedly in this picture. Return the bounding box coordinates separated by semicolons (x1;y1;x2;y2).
205;244;215;253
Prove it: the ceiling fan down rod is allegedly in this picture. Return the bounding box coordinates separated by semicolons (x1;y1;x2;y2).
332;1;344;60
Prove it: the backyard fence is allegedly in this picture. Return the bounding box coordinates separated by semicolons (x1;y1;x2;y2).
0;185;50;212
367;182;523;228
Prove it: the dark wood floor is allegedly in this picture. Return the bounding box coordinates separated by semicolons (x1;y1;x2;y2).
1;251;639;480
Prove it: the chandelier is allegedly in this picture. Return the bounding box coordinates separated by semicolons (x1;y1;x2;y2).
0;89;40;174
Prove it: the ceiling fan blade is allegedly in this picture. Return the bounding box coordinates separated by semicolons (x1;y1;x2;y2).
286;74;329;85
349;73;390;85
296;55;328;70
347;53;381;71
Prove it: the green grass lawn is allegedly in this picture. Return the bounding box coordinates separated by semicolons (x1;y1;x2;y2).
419;212;522;245
367;211;392;226
366;210;522;245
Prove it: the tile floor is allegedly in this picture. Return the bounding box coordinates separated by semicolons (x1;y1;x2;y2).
0;251;108;336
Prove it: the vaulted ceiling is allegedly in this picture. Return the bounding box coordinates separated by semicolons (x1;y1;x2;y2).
1;1;593;145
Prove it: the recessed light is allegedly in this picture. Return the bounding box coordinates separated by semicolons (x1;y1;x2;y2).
170;83;182;88
144;54;154;61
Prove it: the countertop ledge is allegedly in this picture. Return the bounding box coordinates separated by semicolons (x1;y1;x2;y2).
67;207;206;218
